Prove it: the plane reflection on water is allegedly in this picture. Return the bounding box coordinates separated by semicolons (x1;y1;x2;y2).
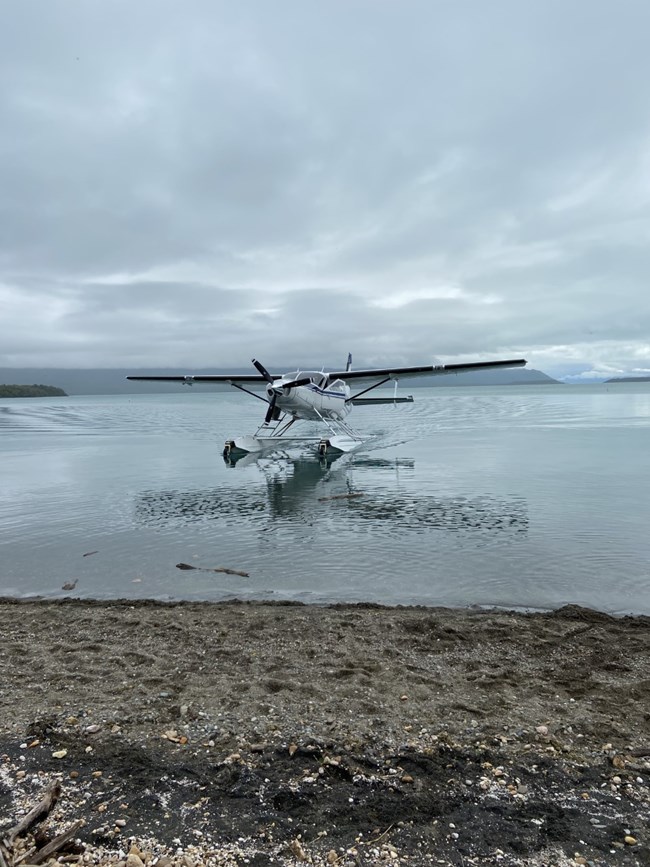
134;453;528;537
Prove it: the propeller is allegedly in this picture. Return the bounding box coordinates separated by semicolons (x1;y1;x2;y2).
252;358;312;424
252;359;282;423
264;376;312;423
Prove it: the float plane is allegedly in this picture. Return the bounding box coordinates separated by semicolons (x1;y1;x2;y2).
127;354;526;458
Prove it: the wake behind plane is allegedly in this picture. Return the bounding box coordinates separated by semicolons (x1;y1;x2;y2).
127;354;527;458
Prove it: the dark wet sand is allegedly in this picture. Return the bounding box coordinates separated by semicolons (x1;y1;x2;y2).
0;599;649;866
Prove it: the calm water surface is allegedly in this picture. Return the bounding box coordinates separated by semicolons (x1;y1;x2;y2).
1;384;649;613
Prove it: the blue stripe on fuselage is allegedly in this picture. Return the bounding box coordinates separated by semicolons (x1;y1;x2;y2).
304;385;346;398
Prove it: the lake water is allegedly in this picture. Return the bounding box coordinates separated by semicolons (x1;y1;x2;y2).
1;383;649;614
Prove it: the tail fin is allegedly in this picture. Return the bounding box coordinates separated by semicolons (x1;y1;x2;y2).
346;352;352;372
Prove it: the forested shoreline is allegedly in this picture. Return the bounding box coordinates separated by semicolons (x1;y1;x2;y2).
0;383;67;397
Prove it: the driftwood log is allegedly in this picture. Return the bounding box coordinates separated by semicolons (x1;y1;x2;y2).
1;782;84;867
175;561;250;577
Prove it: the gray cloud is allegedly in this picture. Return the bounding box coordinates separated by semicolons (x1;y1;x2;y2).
1;0;650;378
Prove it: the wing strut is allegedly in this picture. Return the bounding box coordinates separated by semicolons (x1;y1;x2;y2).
346;377;391;403
230;382;269;403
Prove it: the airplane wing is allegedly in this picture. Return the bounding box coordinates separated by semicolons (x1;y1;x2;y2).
329;358;527;382
126;358;527;385
125;374;279;383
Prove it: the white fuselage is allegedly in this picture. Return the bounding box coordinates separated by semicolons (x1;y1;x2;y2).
268;372;352;422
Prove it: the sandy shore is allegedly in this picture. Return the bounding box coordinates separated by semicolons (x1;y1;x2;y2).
0;599;649;866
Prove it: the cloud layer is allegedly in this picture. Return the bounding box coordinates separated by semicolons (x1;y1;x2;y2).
2;0;650;378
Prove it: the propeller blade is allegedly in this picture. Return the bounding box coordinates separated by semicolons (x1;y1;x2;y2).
281;376;312;389
264;393;277;424
252;358;273;383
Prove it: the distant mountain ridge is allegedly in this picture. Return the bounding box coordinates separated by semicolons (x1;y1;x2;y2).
605;376;650;383
0;367;558;395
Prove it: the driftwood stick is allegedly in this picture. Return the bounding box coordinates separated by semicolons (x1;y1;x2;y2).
6;782;61;845
175;562;250;577
29;819;85;865
0;842;10;867
210;566;249;577
14;846;36;866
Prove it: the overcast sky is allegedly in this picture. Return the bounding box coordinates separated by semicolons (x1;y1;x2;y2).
2;1;650;381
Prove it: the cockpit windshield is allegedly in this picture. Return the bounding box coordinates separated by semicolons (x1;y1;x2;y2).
292;371;327;388
281;371;345;390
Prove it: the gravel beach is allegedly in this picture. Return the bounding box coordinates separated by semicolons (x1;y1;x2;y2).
0;598;649;866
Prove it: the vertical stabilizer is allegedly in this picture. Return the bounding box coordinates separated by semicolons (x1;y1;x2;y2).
346;353;352;372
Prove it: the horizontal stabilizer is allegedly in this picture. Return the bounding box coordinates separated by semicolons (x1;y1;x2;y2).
351;396;414;405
